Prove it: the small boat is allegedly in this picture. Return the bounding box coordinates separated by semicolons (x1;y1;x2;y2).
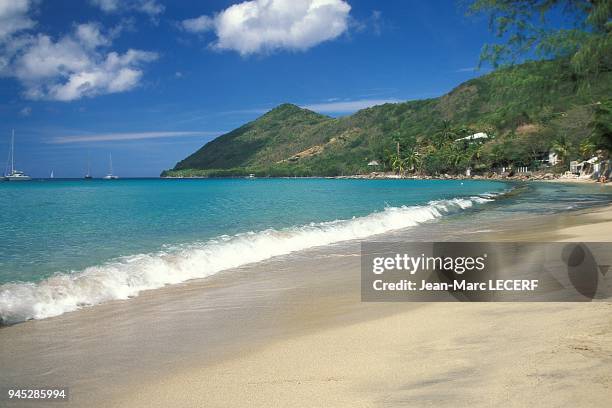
4;169;31;181
4;130;31;181
103;153;118;180
84;151;93;179
247;173;256;179
50;170;54;179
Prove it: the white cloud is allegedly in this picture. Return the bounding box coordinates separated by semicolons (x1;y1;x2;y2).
89;0;164;16
0;0;35;41
50;131;223;144
455;67;477;73
182;0;351;55
137;0;164;16
75;22;111;49
181;15;214;33
302;98;400;113
19;106;32;116
90;0;119;12
3;21;158;101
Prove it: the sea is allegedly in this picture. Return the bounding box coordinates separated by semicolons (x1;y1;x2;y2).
1;178;610;324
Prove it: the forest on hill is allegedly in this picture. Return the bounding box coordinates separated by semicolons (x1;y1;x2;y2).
163;0;611;177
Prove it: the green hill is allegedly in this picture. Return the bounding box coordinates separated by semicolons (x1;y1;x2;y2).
163;59;611;177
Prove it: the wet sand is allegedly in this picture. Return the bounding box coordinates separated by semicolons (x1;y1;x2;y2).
484;203;612;242
2;205;611;407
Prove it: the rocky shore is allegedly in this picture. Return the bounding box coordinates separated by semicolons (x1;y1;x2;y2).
340;171;609;184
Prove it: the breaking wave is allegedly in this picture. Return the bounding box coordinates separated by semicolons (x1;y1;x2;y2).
0;195;495;324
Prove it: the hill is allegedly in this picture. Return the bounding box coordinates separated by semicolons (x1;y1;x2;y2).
163;59;611;177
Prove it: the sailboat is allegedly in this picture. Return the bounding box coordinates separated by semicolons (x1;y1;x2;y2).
84;151;93;179
4;129;31;181
103;153;118;180
50;170;54;179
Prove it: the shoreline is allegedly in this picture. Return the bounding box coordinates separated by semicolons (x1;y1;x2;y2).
2;198;611;407
109;204;612;408
161;172;611;185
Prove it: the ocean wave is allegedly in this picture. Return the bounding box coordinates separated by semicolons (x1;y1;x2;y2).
0;195;495;325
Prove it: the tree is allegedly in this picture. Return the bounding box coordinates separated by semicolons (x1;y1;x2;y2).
431;120;458;149
391;154;407;176
588;99;612;152
551;138;571;163
405;149;423;173
469;0;611;77
579;139;597;158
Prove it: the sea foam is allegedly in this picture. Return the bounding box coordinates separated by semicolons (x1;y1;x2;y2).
0;196;493;324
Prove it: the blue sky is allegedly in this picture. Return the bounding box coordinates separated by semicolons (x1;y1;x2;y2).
0;0;503;177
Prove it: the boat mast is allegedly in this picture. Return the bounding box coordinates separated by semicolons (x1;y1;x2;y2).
109;153;113;175
87;151;91;177
11;129;14;174
4;133;10;176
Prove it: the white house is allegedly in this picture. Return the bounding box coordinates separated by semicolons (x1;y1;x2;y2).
570;157;599;176
455;132;489;142
570;160;582;174
548;151;560;165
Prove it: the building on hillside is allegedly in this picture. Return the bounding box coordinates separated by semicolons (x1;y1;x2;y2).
570;157;601;177
548;151;560;166
455;132;489;143
570;160;582;174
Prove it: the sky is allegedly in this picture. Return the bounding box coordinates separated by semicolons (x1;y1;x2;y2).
0;0;505;178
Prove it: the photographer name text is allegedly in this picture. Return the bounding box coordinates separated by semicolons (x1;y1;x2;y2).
373;279;539;292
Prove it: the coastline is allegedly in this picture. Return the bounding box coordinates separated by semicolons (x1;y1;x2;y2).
108;204;612;408
162;172;612;186
1;189;610;408
3;3;611;407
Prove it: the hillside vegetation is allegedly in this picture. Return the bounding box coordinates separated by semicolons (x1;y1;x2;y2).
163;59;611;177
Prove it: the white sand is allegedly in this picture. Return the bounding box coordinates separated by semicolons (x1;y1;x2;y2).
111;206;612;408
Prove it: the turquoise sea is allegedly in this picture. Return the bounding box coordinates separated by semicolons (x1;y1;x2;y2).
0;178;610;324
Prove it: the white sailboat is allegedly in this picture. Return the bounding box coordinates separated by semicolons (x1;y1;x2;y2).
103;153;118;180
84;151;93;179
4;129;31;181
50;170;54;179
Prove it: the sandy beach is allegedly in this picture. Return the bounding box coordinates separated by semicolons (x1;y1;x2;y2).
2;1;610;406
114;303;612;408
2;191;611;408
106;204;612;408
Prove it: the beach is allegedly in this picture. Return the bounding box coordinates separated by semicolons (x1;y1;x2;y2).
1;182;611;408
114;304;612;408
106;205;612;408
2;1;611;406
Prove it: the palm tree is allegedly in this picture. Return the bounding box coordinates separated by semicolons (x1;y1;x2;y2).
391;154;407;176
551;139;570;163
405;149;422;173
579;139;596;159
432;120;457;149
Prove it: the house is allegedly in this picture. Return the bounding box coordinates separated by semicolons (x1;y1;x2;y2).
570;160;582;174
570;157;599;176
548;151;560;165
455;132;488;142
367;160;380;167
